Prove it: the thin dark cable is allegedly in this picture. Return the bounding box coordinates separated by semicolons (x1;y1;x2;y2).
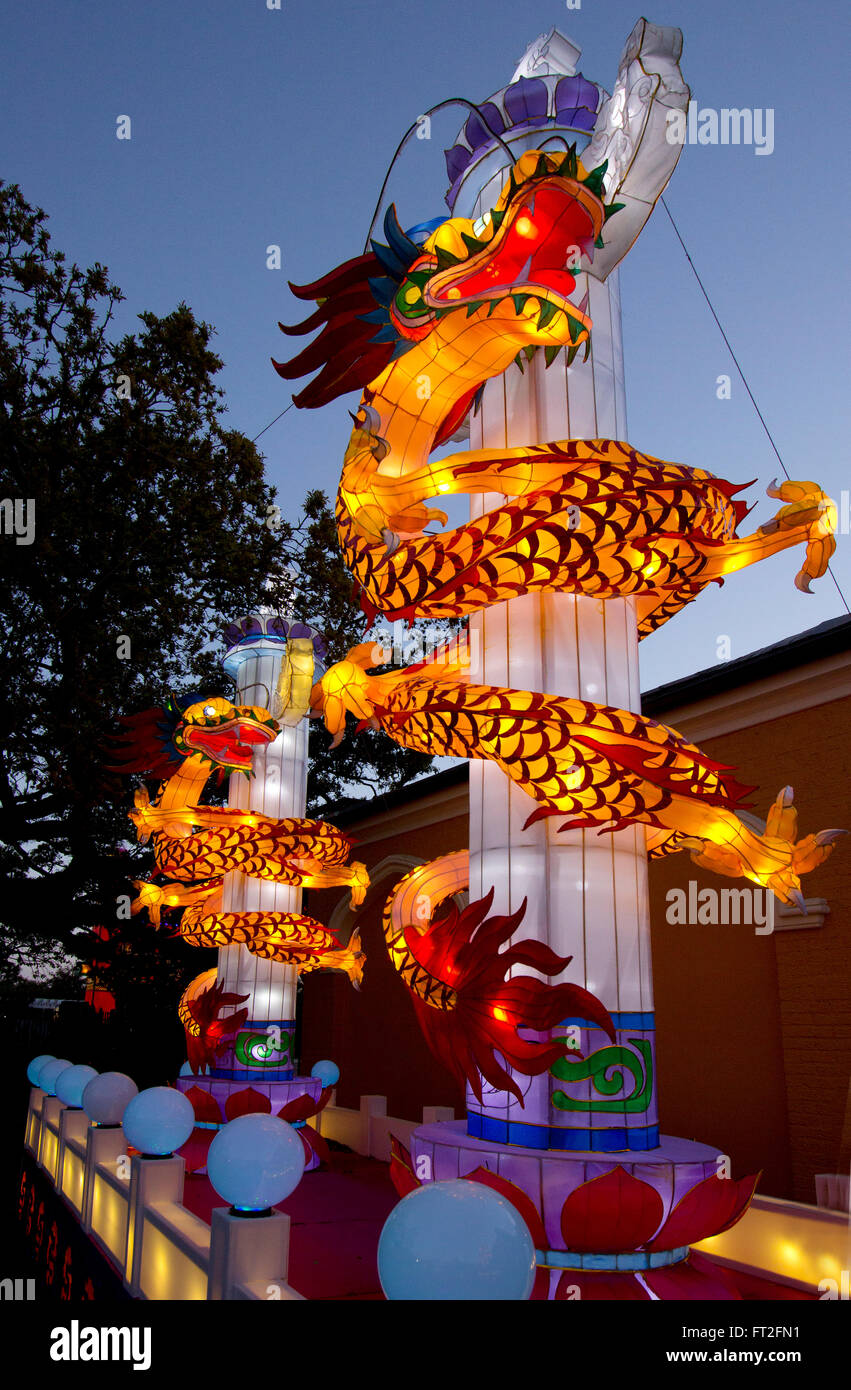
253;104;514;444
363;97;518;252
250;183;850;617
661;197;788;476
252;402;292;442
661;195;850;616
251;103;513;441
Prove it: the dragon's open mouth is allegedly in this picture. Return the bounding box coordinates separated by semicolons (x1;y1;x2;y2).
184;719;276;771
427;178;604;312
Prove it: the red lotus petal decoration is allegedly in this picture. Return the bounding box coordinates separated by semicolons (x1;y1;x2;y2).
389;1136;421;1199
298;1123;332;1169
462;1166;549;1300
646;1171;760;1252
277;1085;334;1125
278;1094;321;1124
224;1086;271;1121
183;1085;222;1125
383;1153;758;1299
463;1165;548;1249
560;1166;664;1253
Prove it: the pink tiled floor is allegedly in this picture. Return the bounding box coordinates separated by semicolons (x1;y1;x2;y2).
182;1151;397;1299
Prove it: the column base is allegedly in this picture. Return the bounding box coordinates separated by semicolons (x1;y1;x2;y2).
411;1120;743;1298
176;1074;324;1173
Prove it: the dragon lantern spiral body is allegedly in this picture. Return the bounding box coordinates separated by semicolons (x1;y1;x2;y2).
277;148;843;1098
108;693;368;1068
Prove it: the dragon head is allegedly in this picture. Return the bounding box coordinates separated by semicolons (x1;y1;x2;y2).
390;148;616;365
275;146;622;410
108;692;279;781
174;696;278;775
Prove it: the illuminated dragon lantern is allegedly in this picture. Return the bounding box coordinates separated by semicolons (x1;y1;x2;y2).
108;691;368;1070
276;145;842;1099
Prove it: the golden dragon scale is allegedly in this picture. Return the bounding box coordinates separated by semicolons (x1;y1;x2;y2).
278;149;842;1090
109;697;369;990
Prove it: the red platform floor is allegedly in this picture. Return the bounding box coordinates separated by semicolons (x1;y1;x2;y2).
180;1151;814;1302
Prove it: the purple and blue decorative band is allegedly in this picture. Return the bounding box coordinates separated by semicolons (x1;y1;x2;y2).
560;1011;655;1030
222;615;326;663
466;1011;657;1148
208;1067;295;1082
467;1111;660;1151
549;1013;657;1129
535;1246;689;1272
218;1022;296;1076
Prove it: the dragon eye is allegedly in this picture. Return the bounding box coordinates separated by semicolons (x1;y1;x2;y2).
203;704;216;717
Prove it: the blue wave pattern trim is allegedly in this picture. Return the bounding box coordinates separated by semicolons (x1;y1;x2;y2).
559;1012;655;1030
535;1245;689;1271
467;1112;660;1151
209;1068;295;1081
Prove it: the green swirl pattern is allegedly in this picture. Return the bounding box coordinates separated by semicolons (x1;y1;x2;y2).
550;1037;653;1113
234;1029;293;1068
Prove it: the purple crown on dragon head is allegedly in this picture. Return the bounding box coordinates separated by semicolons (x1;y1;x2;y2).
444;73;603;209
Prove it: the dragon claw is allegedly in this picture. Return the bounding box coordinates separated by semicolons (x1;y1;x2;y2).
815;829;849;845
381;528;401;557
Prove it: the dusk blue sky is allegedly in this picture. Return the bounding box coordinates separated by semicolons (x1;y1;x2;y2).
4;0;849;691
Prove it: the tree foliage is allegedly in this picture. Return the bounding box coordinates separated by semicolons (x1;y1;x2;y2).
0;180;285;949
0;182;444;1006
276;488;441;813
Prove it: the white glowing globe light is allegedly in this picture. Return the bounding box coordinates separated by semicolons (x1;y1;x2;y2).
377;1180;536;1300
122;1086;195;1156
55;1065;99;1108
82;1072;139;1126
310;1059;340;1088
27;1054;56;1086
38;1059;73;1096
207;1113;306;1212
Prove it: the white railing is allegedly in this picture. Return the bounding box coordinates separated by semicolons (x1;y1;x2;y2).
694;1192;851;1295
23;1085;454;1302
26;1086;848;1298
315;1092;454;1161
23;1086;301;1301
815;1173;851;1214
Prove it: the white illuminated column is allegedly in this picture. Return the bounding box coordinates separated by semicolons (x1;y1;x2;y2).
448;23;689;1149
213;615;325;1081
413;24;730;1294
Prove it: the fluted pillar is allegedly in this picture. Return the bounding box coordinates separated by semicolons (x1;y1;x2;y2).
214;615;324;1081
460;83;655;1151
